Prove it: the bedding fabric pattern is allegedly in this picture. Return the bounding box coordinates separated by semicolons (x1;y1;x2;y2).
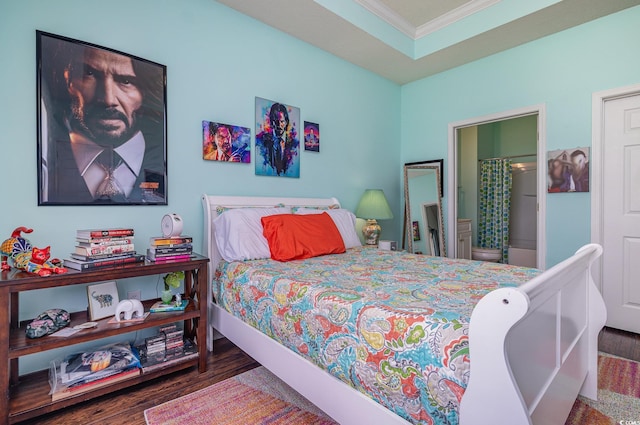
214;247;540;424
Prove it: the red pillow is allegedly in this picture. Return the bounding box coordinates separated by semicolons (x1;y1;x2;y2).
261;213;346;261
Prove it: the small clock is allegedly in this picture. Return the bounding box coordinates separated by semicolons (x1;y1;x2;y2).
161;213;183;237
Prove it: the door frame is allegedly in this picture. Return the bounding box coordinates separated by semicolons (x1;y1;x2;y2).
591;83;640;292
447;104;547;269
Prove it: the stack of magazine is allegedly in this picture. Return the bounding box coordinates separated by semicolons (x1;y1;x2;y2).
49;342;141;401
63;228;145;270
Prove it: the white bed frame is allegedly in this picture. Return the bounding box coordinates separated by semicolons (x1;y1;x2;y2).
202;194;606;425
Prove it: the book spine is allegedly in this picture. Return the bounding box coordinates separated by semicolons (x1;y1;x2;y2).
77;238;135;247
147;253;191;262
76;236;135;244
149;237;193;246
71;252;137;261
66;254;145;270
149;246;192;255
75;244;135;256
79;229;135;238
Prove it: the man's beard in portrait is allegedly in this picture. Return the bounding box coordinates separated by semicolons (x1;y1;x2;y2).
69;100;138;148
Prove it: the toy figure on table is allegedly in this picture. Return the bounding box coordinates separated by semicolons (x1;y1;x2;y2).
1;227;67;276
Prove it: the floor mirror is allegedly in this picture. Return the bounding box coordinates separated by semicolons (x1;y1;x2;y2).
403;160;445;256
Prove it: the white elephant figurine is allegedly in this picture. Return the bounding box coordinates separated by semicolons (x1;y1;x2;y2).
115;299;144;321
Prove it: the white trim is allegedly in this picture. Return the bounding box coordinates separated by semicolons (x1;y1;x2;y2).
415;0;500;39
447;104;546;270
354;0;499;40
590;83;640;293
354;0;415;38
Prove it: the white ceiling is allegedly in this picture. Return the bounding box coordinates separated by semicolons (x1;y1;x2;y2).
216;0;640;84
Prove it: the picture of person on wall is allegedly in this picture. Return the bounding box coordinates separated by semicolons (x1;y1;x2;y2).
254;97;300;177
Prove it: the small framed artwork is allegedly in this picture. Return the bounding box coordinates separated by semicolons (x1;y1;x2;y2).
304;121;320;152
87;281;120;320
202;121;251;163
412;221;421;241
255;97;300;178
547;147;590;193
36;31;168;206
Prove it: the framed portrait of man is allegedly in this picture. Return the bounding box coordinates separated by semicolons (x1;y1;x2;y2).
202;120;251;163
36;31;168;205
255;97;300;178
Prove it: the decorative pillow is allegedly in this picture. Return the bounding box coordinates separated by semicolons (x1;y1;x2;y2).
26;308;70;339
292;208;362;248
261;213;346;261
213;207;291;262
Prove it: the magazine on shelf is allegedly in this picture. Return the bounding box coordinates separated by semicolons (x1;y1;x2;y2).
51;368;140;401
53;342;140;386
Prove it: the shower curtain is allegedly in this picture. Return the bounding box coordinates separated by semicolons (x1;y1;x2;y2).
477;158;512;263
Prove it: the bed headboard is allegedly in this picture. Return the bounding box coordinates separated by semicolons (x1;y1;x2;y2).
201;194;341;286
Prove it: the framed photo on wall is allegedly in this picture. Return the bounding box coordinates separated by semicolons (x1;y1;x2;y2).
87;281;120;321
255;97;300;178
547;147;590;193
202;120;251;163
304;121;320;152
36;31;168;205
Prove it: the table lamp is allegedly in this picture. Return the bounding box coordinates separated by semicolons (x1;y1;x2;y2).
355;189;393;245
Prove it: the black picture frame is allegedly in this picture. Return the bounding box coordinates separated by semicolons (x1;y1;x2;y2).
36;31;168;205
404;159;444;196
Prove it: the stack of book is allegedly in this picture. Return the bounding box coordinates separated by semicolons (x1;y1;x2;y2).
64;228;145;271
149;299;188;313
146;235;193;262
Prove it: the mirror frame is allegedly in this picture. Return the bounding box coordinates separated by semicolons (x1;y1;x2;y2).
403;160;445;256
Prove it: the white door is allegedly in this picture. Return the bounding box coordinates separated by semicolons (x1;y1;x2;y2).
602;93;640;333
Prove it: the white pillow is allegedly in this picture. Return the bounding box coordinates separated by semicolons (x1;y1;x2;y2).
213;207;291;262
293;208;362;248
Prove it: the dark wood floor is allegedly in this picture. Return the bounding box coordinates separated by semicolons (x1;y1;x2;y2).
18;327;640;425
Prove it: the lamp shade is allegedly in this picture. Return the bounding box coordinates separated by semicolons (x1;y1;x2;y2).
355;189;393;220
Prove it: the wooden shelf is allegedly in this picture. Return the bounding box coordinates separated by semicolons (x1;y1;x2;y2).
10;298;199;358
0;254;209;424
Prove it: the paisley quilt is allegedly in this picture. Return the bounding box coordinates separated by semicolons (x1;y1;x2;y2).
214;246;539;425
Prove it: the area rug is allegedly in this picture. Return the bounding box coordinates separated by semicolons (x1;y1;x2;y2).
565;353;640;425
144;366;338;425
146;354;639;425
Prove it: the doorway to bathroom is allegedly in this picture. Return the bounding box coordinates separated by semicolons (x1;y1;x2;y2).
447;105;546;269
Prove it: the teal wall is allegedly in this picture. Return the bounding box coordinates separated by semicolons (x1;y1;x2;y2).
0;0;401;373
401;5;640;266
2;0;639;374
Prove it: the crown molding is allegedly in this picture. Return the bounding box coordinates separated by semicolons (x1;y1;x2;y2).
354;0;501;40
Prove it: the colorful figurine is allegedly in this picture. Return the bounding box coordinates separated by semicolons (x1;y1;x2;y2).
1;227;67;276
